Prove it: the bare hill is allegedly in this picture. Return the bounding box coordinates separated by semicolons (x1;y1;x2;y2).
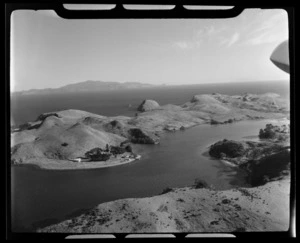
38;177;290;233
11;93;289;168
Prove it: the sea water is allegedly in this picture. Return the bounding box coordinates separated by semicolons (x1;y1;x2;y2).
10;81;290;232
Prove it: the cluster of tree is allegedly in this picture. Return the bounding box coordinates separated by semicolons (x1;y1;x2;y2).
110;145;126;155
259;124;289;139
85;147;111;161
85;143;133;162
209;139;246;159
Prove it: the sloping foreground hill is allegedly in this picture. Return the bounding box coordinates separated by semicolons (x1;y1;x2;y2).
38;177;290;233
11;93;289;168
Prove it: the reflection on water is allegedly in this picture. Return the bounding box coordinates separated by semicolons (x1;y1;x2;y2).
11;119;280;232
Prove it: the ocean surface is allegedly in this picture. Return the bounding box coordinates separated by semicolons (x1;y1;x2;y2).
10;81;290;232
11;81;289;125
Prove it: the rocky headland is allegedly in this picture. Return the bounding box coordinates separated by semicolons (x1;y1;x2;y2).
208;123;290;186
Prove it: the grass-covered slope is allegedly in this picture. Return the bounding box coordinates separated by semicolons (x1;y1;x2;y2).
11;93;289;167
38;177;290;233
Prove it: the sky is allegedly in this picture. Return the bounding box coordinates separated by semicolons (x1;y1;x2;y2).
11;8;289;92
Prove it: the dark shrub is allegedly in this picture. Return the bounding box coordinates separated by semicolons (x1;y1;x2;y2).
233;227;246;232
120;140;130;147
125;145;133;152
210;119;219;125
36;113;60;122
61;143;68;147
110;145;126;155
209;140;246;158
19;123;31;130
241;149;290;186
160;187;173;195
259;124;277;139
221;199;231;204
193;179;209;189
109;120;123;129
85;147;111;161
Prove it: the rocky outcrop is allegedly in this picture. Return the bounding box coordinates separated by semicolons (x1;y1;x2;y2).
209;130;290;186
36;112;61;122
209;121;290;186
191;94;221;103
137;100;160;112
128;128;159;144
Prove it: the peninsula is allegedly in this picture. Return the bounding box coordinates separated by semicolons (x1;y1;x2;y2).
11;93;289;170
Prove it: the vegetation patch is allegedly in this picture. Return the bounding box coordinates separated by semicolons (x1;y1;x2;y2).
193;178;209;189
221;199;231;204
160;187;173;195
233;227;246;232
97;215;111;225
259;123;289;140
209;139;246;158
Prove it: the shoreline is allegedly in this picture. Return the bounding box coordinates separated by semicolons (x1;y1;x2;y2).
12;154;141;171
11;92;289;171
11;117;289;171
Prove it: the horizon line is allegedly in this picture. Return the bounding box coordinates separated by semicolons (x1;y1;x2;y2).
11;79;289;93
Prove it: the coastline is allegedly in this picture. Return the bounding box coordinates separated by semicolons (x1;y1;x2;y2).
11;93;289;171
13;155;141;171
11;117;289;171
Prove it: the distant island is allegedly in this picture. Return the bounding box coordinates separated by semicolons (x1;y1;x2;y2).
12;80;154;96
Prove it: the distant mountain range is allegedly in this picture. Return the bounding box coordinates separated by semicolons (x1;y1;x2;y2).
12;80;154;95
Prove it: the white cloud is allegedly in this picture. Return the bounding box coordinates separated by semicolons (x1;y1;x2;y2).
173;41;191;49
242;11;288;46
253;11;287;34
195;25;227;39
245;32;282;45
173;40;202;50
219;32;240;47
227;32;240;47
173;25;227;50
